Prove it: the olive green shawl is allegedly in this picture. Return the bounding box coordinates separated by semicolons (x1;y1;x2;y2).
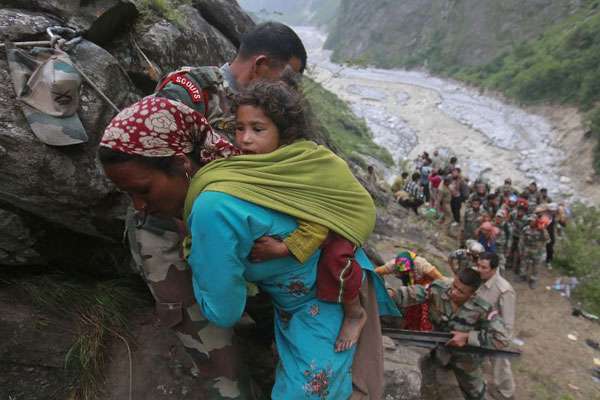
183;140;376;245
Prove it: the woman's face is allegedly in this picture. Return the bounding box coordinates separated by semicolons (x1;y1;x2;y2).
235;105;280;154
104;161;188;218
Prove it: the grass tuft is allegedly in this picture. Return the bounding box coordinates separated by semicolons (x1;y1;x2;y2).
18;274;149;400
135;0;191;28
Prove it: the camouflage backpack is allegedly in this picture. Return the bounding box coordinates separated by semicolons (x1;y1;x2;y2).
155;66;236;139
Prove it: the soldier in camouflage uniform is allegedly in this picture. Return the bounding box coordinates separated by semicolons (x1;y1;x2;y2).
448;240;485;275
119;22;308;399
521;182;540;214
461;197;486;245
519;215;550;289
507;205;528;274
493;211;510;273
389;268;510;400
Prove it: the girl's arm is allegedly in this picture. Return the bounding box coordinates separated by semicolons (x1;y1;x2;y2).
249;220;329;264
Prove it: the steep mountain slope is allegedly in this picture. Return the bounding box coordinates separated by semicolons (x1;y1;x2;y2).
238;0;340;27
326;0;582;68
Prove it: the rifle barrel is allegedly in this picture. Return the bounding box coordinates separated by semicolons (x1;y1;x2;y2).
382;329;522;358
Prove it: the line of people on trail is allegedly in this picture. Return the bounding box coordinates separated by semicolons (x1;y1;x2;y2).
98;22;520;400
393;150;569;290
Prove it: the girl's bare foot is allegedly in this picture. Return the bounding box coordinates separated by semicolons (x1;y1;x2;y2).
335;307;367;352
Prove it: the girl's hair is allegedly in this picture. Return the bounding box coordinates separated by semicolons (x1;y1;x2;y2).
232;70;309;144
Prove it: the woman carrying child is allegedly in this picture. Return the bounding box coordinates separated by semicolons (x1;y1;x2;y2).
99;77;398;399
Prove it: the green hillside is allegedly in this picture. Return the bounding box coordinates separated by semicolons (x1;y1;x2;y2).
304;78;394;167
455;1;600;171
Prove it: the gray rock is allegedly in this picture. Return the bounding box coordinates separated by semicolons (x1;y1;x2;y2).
191;0;256;47
560;176;571;184
0;9;61;42
0;12;138;266
100;310;209;400
382;336;426;400
0;289;78;399
73;0;140;46
0;0;80;18
0;208;42;266
108;4;237;92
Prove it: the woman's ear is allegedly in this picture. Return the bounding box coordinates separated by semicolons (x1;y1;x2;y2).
174;154;194;176
252;55;271;79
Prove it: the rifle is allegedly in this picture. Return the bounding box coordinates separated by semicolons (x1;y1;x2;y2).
382;328;522;358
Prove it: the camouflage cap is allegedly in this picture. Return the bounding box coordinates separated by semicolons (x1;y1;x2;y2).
6;46;88;146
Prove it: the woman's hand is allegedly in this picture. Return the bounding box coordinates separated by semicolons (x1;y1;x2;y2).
249;236;290;262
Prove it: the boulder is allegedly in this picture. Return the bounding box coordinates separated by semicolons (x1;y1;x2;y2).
0;0;80;19
0;288;78;399
107;4;237;93
0;10;140;266
191;0;256;47
0;8;62;42
382;336;426;400
0;208;42;266
73;0;140;45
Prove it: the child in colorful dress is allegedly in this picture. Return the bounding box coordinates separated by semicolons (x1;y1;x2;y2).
232;77;372;352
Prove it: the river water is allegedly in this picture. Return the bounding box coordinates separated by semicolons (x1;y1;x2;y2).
296;26;573;198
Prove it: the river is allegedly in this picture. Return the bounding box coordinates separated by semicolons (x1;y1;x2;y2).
295;26;575;199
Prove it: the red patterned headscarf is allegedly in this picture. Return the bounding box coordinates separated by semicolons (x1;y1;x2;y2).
100;96;239;163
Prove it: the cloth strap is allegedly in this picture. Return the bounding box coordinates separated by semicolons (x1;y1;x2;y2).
184;140;376;246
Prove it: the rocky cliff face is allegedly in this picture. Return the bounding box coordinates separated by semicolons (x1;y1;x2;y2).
0;0;254;268
326;0;583;68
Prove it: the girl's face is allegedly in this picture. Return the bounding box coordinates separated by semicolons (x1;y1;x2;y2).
235;105;280;154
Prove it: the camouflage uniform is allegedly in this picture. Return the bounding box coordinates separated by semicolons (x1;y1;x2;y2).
448;249;475;275
462;207;484;243
156;65;237;140
519;224;549;284
126;211;250;399
124;65;250;399
523;191;540;214
495;221;510;272
508;211;528;273
392;279;510;400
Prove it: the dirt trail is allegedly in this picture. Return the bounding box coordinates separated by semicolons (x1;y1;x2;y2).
375;214;600;400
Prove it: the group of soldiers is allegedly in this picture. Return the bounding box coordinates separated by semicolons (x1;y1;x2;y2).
452;179;567;289
387;154;573;400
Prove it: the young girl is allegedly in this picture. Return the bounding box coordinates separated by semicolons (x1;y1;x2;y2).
232;78;369;352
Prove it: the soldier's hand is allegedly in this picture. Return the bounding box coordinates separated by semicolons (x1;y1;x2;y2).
447;331;469;347
249;236;289;263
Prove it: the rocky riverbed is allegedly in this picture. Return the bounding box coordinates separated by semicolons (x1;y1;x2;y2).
296;26;598;204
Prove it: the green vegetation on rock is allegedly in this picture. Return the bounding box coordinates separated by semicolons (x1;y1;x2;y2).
135;0;190;28
18;274;149;400
554;204;600;315
303;78;394;167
